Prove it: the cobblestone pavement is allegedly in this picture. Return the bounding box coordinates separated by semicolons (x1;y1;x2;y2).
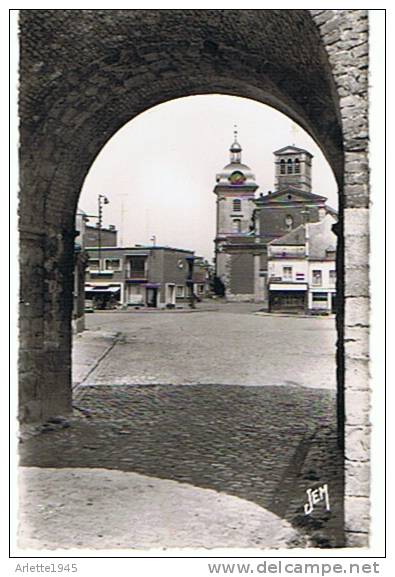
82;304;336;389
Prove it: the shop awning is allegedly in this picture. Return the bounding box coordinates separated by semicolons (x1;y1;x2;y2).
85;286;120;294
145;283;161;289
269;283;308;291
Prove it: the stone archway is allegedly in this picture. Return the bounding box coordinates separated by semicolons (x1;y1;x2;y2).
18;9;369;546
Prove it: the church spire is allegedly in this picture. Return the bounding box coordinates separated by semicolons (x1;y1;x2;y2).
230;125;242;163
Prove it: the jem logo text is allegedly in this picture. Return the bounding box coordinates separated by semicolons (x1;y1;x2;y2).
304;483;330;515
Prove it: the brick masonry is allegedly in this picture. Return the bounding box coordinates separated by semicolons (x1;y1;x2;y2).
18;10;370;547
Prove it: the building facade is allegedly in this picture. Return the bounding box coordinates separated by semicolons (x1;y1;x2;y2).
85;246;208;308
214;138;337;307
267;215;337;313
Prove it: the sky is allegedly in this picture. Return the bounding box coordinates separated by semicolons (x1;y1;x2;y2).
79;94;338;262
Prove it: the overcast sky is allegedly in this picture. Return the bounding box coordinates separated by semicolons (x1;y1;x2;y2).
79;94;338;261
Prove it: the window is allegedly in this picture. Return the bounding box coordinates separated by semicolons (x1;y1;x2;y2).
287;159;293;174
129;256;145;272
285;214;293;230
88;259;100;271
197;284;205;295
280;159;286;174
232;219;242;233
312;292;328;302
176;285;185;298
329;270;336;285
283;266;292;280
233;199;241;211
128;256;146;278
105;258;121;271
294;158;300;173
312;270;322;286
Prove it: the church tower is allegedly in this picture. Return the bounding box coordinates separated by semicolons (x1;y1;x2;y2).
213;129;259;300
273;145;313;193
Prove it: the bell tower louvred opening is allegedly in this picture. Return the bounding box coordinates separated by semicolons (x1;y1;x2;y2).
274;145;313;193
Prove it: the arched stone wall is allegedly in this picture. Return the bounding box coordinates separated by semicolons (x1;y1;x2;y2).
18;9;369;546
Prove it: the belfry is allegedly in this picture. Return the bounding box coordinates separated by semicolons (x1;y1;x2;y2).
213;129;260;301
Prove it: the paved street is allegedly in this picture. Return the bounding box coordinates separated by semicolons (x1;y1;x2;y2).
20;304;343;549
82;303;337;390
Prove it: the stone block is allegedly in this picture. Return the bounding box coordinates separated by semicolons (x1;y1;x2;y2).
345;461;370;496
19;371;39;401
344;208;369;236
344;496;370;532
345;389;371;426
345;425;370;462
345;172;369;186
344;358;370;391
344;266;369;298
19;399;44;423
345;531;369;547
344;179;369;196
340;94;365;109
344;326;369;359
345;296;369;327
320;16;342;37
352;43;368;58
311;10;333;27
19;349;45;374
344;236;369;268
343;141;370;160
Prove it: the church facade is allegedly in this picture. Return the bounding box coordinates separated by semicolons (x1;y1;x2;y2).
213;136;337;307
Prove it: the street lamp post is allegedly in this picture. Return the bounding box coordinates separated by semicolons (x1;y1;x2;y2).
97;194;110;271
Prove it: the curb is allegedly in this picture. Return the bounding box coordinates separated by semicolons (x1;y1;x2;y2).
254;312;335;320
72;332;120;391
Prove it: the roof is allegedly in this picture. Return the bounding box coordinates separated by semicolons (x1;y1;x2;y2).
268;214;337;256
86;245;194;254
307;215;337;259
215;161;258;189
325;205;338;217
255;187;327;204
269;224;306;246
273;145;313;157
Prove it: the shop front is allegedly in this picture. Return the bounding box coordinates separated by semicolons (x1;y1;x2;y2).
268;282;308;313
84;285;121;309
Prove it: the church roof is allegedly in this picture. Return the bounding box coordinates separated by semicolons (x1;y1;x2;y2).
215;128;259;189
256;187;327;204
273;145;313;156
215;162;258;188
